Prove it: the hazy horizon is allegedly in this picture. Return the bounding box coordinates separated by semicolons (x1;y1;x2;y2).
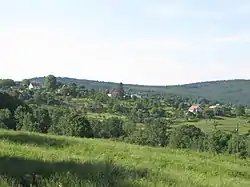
1;0;250;85
19;76;250;87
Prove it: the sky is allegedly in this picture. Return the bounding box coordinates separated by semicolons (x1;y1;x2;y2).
0;0;250;85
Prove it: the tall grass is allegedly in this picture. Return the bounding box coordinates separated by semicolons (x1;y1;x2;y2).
0;129;250;187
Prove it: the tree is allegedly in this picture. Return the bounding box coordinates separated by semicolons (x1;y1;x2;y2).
22;79;30;87
56;81;64;88
65;113;93;138
33;92;44;105
44;75;57;91
0;79;15;88
198;98;210;105
0;109;13;129
32;107;51;133
14;106;32;130
235;105;245;117
101;117;125;138
208;130;231;153
19;112;36;132
0;92;25;113
118;82;125;98
203;109;214;120
227;134;247;156
168;125;206;150
146;118;171;147
127;119;171;147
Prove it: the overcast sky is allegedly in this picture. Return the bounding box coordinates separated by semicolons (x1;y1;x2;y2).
0;0;249;85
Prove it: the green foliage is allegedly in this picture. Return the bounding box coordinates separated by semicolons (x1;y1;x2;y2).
0;109;12;129
49;110;93;138
227;134;248;155
235;105;246;116
117;82;125;98
67;113;93;138
208;130;232;153
44;75;57;91
101;117;126;138
127;119;171;147
1;75;250;162
0;79;15;88
14;106;32;130
30;77;250;105
32;107;51;133
20;112;36;132
168;125;206;150
0;92;25;113
202;109;215;119
22;79;30;87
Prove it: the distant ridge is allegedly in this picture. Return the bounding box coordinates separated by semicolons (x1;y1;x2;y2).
30;77;250;105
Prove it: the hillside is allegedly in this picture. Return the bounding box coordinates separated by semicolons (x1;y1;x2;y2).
30;77;250;105
1;130;250;187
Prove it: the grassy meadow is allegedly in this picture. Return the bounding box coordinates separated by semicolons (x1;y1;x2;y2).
0;130;250;187
179;117;250;134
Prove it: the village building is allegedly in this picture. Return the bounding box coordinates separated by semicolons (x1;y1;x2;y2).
188;105;203;113
28;82;41;90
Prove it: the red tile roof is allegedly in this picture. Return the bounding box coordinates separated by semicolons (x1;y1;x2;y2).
110;90;120;95
31;82;41;86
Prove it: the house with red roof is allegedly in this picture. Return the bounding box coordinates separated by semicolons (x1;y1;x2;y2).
188;105;203;113
107;90;120;97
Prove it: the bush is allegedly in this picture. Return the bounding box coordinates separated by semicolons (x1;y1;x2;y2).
168;125;206;150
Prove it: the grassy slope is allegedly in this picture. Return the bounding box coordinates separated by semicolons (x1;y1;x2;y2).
31;77;250;105
1;130;250;187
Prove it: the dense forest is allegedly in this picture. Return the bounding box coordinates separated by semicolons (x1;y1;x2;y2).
30;77;250;105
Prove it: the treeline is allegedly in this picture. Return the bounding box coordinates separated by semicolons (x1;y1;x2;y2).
30;77;250;105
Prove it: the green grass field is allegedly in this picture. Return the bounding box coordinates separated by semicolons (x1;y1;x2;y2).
0;130;250;187
182;117;250;134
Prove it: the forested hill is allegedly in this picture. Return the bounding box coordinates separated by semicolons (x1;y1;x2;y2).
30;77;250;105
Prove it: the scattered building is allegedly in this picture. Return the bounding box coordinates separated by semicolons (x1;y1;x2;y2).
130;94;142;99
209;104;220;109
29;82;41;90
107;90;120;97
188;105;203;113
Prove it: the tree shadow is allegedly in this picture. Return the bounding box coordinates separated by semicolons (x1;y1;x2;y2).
0;156;147;187
0;133;71;148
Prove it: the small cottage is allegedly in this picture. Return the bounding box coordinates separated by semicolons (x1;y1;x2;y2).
188;105;203;113
29;82;41;90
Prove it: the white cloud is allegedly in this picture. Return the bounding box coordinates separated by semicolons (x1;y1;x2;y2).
142;1;250;19
143;2;186;18
237;2;250;14
212;33;250;43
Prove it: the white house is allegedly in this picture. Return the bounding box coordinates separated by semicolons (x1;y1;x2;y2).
209;104;220;109
29;82;41;90
130;94;142;99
